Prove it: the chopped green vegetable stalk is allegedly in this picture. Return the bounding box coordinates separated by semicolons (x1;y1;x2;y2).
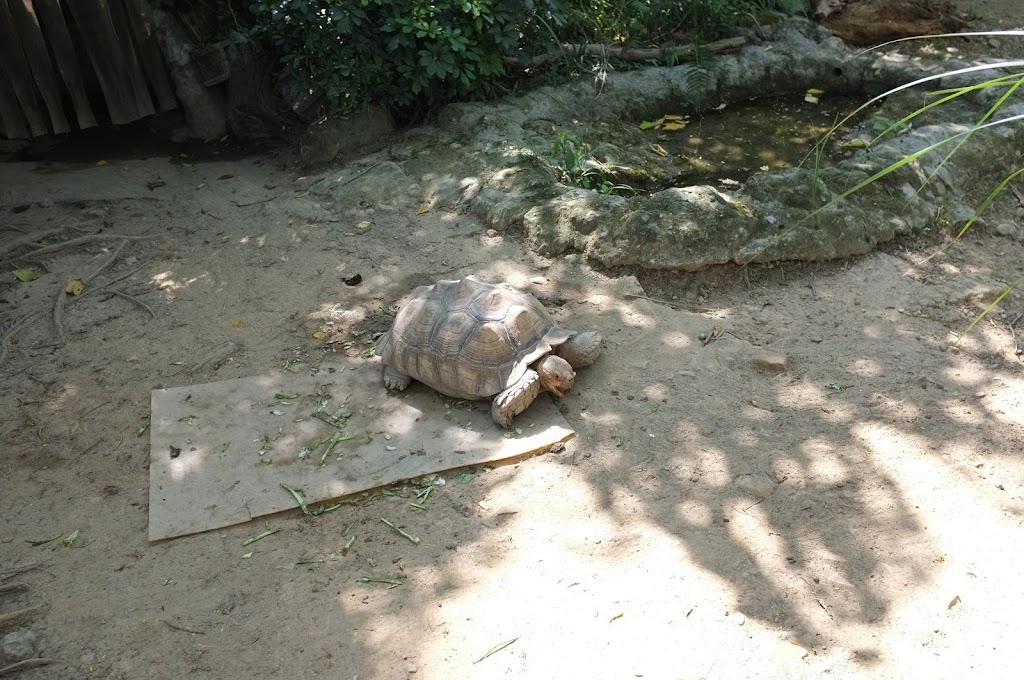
380;517;420;544
280;483;310;515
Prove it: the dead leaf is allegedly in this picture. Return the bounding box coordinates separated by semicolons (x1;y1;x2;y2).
947;594;961;609
95;160;109;166
418;207;430;215
609;612;623;622
13;268;39;282
64;279;85;295
233;320;243;328
661;121;687;131
312;330;326;339
649;144;668;157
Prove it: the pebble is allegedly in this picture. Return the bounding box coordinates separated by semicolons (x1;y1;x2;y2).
735;473;775;499
531;276;546;284
485;228;498;237
1;629;37;663
750;353;789;373
994;222;1016;238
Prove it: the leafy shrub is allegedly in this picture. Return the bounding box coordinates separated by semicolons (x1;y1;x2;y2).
249;0;545;113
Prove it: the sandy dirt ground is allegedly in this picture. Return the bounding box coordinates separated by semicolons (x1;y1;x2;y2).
3;4;1024;679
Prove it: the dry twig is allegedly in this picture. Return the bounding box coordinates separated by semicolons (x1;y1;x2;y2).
0;659;52;677
0;604;43;631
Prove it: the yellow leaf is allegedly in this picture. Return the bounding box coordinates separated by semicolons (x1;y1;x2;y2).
661;121;687;131
355;221;371;230
639;118;663;130
760;165;770;171
417;207;430;215
233;320;243;328
661;114;685;121
842;139;868;149
64;279;85;295
806;88;824;96
12;268;39;282
95;160;108;166
649;144;669;157
312;330;325;339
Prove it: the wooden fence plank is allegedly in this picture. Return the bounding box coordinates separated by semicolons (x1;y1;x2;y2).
0;62;31;139
34;0;97;130
9;0;70;134
123;0;177;111
64;0;137;124
107;0;154;118
0;0;49;136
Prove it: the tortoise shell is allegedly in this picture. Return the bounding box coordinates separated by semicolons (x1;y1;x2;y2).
376;277;573;400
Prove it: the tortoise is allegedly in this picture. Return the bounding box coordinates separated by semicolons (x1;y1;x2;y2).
376;276;602;427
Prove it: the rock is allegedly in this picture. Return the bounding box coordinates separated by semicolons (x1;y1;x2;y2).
994;222;1017;238
736;473;775;499
485;229;498;237
1;629;37;663
299;105;396;166
751;353;789;373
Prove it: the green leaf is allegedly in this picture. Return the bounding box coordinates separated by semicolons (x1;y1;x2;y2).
13;268;39;282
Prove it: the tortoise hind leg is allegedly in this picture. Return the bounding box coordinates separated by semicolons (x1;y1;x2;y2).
491;369;543;428
383;365;412;391
556;331;602;368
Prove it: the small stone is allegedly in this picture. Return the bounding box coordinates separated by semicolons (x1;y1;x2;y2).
736;473;775;499
485;228;498;237
1;629;37;663
405;660;418;674
994;222;1016;238
751;353;789;373
531;276;546;284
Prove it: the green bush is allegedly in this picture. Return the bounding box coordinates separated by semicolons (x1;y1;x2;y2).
249;0;542;113
249;0;777;115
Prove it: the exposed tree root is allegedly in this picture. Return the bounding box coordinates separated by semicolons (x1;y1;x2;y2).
0;659;52;677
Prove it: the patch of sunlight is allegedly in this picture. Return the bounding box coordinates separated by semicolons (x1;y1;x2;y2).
801;439;851;484
848;358;884;377
677;499;713;527
642;383;670;401
864;393;922;422
151;270;209;291
980;374;1024;423
168;445;207;481
659;330;693;347
941;358;989;387
862;324;882;339
938;398;987;426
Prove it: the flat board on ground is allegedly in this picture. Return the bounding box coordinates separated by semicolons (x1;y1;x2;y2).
148;360;574;541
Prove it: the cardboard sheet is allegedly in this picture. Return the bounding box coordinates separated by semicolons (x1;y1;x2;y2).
148;360;574;540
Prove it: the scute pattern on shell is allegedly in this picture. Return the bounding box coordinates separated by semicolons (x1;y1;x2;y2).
377;277;572;400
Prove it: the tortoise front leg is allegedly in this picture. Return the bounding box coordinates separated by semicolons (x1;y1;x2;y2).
491;369;543;428
383;365;412;391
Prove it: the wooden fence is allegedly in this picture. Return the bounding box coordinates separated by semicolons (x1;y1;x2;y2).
0;0;177;139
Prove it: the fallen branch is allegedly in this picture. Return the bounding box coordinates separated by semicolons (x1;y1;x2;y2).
0;563;40;580
163;620;206;635
110;290;157;319
503;36;746;69
0;659;52;677
0;227;69;259
0;232;159;268
0;604;43;631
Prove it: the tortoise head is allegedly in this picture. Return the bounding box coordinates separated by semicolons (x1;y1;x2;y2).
537;355;575;397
